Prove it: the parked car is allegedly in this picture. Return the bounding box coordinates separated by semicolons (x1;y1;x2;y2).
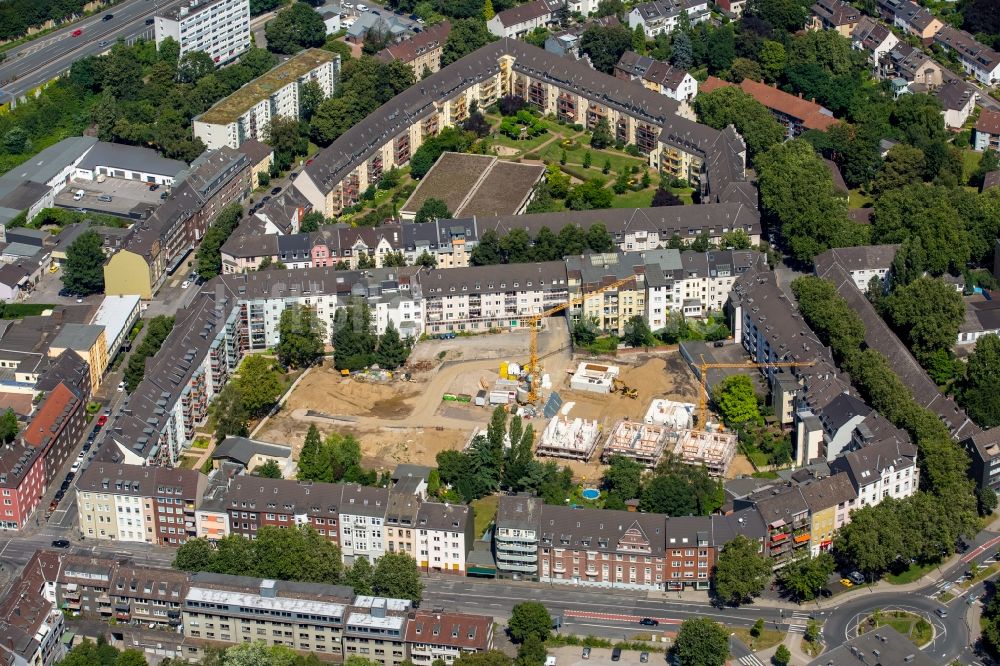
289;172;298;180
51;539;70;548
271;186;282;195
611;648;622;662
70;460;80;473
96;414;108;427
181;280;190;289
357;3;368;10
160;192;169;199
148;183;159;191
97;193;112;202
117;380;125;392
73;189;84;201
936;608;949;618
640;653;649;663
581;648;590;660
261;195;271;204
98;40;109;47
639;618;659;626
145;17;154;24
847;571;865;585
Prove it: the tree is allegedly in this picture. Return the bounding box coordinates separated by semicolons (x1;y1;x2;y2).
652;187;682;206
961;334;1000;428
62;230;105;296
674;618;729;666
590;117;613;149
415;250;437;268
872;144;925;196
585;223;614;253
694;87;784;162
375;321;409;369
346;556;375;595
578;24;633;74
415;197;452;224
883;277;965;363
173;537;215;571
602;455;643;503
833;503;903;580
756;139;861;263
265;2;327;54
277;304;326;369
300;211;325;233
299;79;326;121
508;602;551;643
298;425;326;480
454;653;515;666
712;376;761;428
254;460;283;478
234;355;283;417
177;51;216;83
670;30;693;69
482;0;495;21
197;205;244;280
214;384;250;442
442;18;493;66
623;315;652;348
0;409;16;444
333;298;377;371
711;535;771;606
470;229;502;265
124;316;175;392
265;116;309;171
772;645;791;666
777;553;836;601
373;552;423;602
759;40;786;82
515;636;546;666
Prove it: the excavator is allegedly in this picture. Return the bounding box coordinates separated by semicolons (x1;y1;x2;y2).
612;377;638;399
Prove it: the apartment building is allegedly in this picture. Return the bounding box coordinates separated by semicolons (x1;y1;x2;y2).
48;324;108;392
213;476;343;543
344;597;411;666
415;502;474;574
406;611;494;665
614;52;697;102
22;381;85;485
494;495;542;579
339;485;390;565
628;0;710;37
877;43;945;88
293;41;748;217
194;49;341;150
964;428;1000;492
813;245;898;292
798;474;856;555
109;565;188;626
830;428;919;507
104;146;251;299
933;26;1000;85
0;444;44;530
0;551;66;666
183;578;350;656
54;553;117;618
809;0;860;36
421;262;569;335
75;464;206;545
155;0;251;64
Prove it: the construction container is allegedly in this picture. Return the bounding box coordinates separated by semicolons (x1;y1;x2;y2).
508;362;521;378
475;390;487;406
500;361;509;379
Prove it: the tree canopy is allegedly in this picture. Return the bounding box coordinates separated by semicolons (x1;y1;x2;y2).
265;2;327;54
674;618;729;666
277;304;327;369
693;87;784;161
711;535;771;606
62;230;106;296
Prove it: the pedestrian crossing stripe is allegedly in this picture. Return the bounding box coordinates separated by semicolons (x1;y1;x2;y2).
738;655;765;666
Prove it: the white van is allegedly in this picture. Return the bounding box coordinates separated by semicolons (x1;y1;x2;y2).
73;189;85;201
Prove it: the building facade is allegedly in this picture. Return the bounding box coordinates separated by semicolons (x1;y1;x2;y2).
155;0;251;64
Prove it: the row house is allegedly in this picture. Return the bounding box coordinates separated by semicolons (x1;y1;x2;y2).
494;495;767;588
0;551;65;666
22;381;85;486
406;611;494;665
108;565;188;627
933;25;1000;86
614;51;698;103
487;0;559;39
813;245;898;292
830;424;919;508
975;109;1000;152
54;553;116;618
851;17;899;67
879;0;942;42
877;43;945;89
0;443;44;531
340;484;390;565
420;262;569;335
224;203;762;276
809;0;860;36
700;77;838;137
377;21;452;77
74;464;206;546
293;41;748;218
210;476;343;544
627;0;710;38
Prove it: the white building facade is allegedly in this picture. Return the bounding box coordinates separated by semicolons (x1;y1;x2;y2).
155;0;251;65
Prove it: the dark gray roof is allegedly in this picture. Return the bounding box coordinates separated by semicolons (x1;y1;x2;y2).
814;245;898;275
830;434;917;489
50;323;104;350
935;76;977;111
392;464;433;483
416;502;471;532
496;494;542;531
77;142;187;178
539;504;667;556
0;136;96;185
211;436;291;466
339;483;390;517
421;261;566;297
0;181;49;210
237;139;274;165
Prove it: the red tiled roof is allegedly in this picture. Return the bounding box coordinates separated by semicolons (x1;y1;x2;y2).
699;77;838;131
976;109;1000;135
376;21;451;65
494;0;550;27
405;611;493;650
22;382;77;449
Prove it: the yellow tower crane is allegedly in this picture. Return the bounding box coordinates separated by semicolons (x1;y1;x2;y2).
523;274;637;403
696;355;816;430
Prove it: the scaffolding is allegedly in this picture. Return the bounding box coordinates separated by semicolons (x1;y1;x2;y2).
602;420;670;468
537;415;601;460
672;428;738;478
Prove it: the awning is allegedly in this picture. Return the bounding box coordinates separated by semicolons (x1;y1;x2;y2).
467;565;497;576
794;534;811;544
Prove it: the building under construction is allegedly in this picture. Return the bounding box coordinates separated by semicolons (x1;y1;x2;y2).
671;428;737;477
644;399;695;430
602;420;670;468
536;415;601;460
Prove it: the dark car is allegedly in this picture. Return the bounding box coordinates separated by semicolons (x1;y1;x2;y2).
54;489;65;501
148;183;159;191
261;195;271;204
145;17;154;24
51;539;70;548
103;13;114;20
271;186;282;195
638;618;659;627
611;648;622;662
289;172;298;180
160;191;168;199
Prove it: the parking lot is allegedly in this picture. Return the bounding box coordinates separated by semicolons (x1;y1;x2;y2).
548;645;667;666
53;177;166;218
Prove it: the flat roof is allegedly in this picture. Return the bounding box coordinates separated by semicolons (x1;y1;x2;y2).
91;295;140;344
186;586;347;617
197;49;338;125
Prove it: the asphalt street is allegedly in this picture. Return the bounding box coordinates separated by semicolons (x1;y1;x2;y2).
0;0;187;103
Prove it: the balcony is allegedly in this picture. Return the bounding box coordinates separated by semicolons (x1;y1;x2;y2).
498;540;536;552
498;551;537;563
499;561;537;573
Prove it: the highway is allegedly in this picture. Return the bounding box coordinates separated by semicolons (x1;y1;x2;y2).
0;0;187;104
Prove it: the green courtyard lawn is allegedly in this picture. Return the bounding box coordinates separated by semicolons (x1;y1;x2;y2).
610;188;655;208
538;139;647;174
471;495;499;538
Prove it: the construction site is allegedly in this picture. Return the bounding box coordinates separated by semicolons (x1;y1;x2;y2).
602;420;669;468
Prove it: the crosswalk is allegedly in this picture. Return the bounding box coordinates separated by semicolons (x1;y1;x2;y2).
737;655;765;666
787;611;811;634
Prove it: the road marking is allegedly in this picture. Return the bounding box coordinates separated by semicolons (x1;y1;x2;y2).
738;656;765;666
787;611;810;634
962;534;1000;563
564;610;680;625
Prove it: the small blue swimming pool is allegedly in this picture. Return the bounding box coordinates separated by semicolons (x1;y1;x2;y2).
581;488;600;500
